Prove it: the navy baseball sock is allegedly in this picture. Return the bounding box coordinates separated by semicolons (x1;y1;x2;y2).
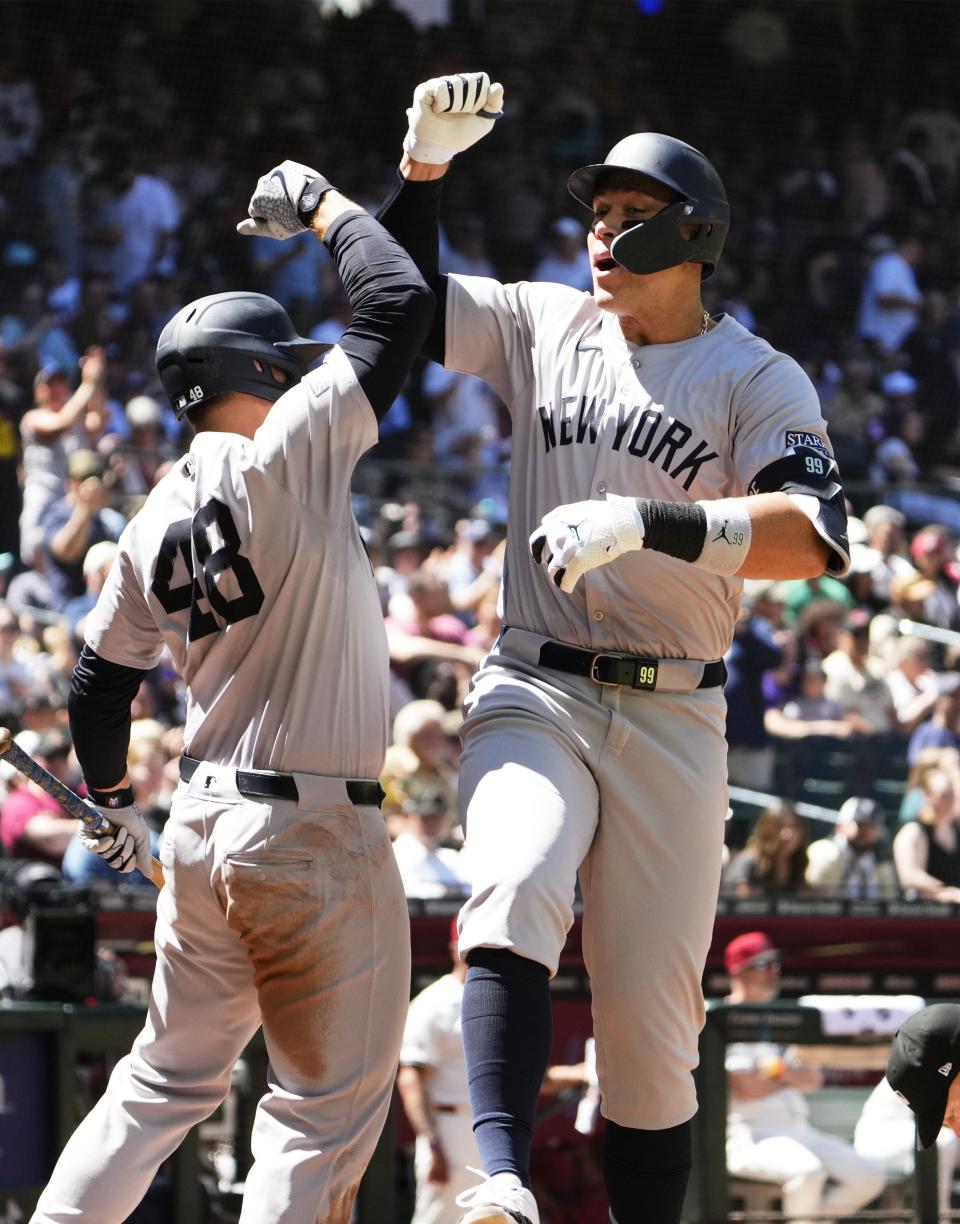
603;1118;692;1224
461;948;552;1186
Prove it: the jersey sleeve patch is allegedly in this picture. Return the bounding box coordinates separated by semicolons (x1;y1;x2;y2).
785;430;829;454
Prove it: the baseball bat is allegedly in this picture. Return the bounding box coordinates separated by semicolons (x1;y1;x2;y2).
0;727;165;889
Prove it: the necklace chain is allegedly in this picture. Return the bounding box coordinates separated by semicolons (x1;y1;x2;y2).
700;310;710;336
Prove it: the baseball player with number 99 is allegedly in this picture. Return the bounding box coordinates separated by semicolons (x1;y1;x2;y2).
31;162;433;1222
378;73;850;1224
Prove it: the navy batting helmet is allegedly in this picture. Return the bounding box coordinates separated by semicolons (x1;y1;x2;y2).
567;133;729;279
157;291;330;419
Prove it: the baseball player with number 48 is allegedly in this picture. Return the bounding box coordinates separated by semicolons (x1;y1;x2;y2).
30;161;433;1222
378;73;851;1224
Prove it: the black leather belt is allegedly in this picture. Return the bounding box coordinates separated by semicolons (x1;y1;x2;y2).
538;641;725;691
179;756;384;806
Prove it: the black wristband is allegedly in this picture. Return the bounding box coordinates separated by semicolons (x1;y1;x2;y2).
297;175;335;224
635;498;707;564
88;785;135;810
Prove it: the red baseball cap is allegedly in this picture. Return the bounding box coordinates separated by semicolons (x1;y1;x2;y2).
724;931;776;975
911;531;944;559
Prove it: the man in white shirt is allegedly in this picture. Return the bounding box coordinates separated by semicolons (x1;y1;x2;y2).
857;235;923;354
392;784;471;898
398;919;478;1223
724;932;884;1222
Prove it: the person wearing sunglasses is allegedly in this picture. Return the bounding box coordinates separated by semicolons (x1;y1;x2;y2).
723;931;884;1221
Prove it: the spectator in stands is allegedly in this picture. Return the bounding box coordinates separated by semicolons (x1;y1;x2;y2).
725;803;811;897
857;231;924;356
723;931;884;1219
0;279;79;378
796;599;849;670
893;767;960;900
908;689;960;766
442;214;496;280
0;58;41;171
530;217;592;291
868;404;925;487
823;608;895;733
888;126;938;210
724;602;784;792
885;636;950;734
764;657;858;741
0;603;40;718
903;290;960;463
390;781;470;899
805;796;896;899
18;350;107;563
899;746;960;825
107;148;182;293
108;394;177;500
385;571;485;690
0;726;79;864
780;574;854;628
420;364;501;469
441;519;500;612
825;357;885;474
382;699;460;822
852;505;914;611
908;526;960;631
61;539;118;647
39;448;124;613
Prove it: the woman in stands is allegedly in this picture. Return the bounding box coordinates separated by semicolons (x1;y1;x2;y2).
725;802;811;897
893;766;960;901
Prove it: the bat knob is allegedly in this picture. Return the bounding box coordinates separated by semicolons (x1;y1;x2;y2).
0;727;12;756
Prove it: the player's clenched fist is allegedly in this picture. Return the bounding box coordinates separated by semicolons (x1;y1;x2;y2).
530;494;646;594
237;160;334;241
404;72;504;165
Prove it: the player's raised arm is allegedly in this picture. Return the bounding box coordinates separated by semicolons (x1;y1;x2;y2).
238;160;434;421
376;73;504;363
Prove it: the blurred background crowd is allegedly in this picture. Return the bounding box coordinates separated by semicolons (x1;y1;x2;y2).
2;0;960;911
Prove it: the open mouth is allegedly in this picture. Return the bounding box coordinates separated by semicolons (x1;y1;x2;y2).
593;254;618;272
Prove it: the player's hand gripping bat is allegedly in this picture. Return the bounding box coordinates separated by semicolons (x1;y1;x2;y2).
0;726;164;889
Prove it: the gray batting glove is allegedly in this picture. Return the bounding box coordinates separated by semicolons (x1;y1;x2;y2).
237;160;334;241
529;494;646;594
79;800;152;876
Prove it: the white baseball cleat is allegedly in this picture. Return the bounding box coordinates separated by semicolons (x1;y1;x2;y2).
455;1169;540;1224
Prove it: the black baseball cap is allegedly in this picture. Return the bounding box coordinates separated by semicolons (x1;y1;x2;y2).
886;1004;960;1148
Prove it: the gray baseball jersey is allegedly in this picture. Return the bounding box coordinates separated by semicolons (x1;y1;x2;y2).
445;274;849;1133
445;275;848;660
85;344;388;778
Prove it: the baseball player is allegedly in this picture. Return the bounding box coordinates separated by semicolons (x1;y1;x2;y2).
30;162;434;1224
379;74;851;1224
398;918;480;1224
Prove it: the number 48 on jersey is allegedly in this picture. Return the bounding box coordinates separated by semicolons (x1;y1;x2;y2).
151;497;264;641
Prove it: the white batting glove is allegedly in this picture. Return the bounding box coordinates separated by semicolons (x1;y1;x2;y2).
403;73;505;165
236;160;333;240
529;494;645;594
79;801;152;876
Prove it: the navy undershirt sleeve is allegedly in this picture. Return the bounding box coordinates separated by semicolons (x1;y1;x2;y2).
68;644;147;788
376;171;448;364
323;210;434;421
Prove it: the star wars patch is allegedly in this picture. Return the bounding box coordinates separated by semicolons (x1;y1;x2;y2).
785;430;828;454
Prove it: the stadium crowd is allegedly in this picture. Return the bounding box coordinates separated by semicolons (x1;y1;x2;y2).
2;0;960;912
